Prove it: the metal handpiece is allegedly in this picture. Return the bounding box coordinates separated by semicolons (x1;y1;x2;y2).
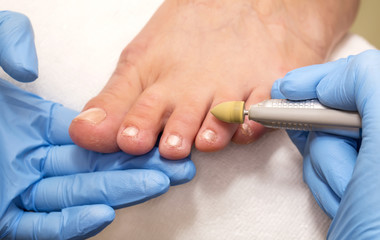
248;99;361;131
210;99;361;132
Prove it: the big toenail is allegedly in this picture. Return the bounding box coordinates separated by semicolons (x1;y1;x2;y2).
74;108;106;125
122;126;139;137
240;123;254;136
201;129;216;143
166;134;182;147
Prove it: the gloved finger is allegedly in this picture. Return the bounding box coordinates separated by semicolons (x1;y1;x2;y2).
327;150;380;238
0;79;75;145
47;103;78;145
303;152;340;219
286;130;308;155
19;170;170;212
0;11;38;82
270;79;286;99
0;78;77;145
0;203;22;239
328;89;380;237
317;50;380;112
44;145;196;185
14;204;114;240
272;59;345;100
308;132;357;198
327;135;380;238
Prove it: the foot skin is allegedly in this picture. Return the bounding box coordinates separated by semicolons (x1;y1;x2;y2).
69;0;358;159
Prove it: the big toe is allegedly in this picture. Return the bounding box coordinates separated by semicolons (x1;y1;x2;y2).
69;65;142;153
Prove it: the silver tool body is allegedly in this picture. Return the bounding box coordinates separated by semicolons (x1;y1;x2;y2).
247;99;361;131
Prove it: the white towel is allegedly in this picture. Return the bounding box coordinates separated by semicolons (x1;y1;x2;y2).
0;1;375;239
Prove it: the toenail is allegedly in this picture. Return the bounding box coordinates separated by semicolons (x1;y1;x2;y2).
240;123;254;136
74;108;106;125
201;129;217;143
122;126;139;137
166;134;182;148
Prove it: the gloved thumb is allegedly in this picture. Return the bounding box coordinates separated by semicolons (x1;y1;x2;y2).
13;204;115;239
316;50;380;112
271;59;345;101
0;11;38;82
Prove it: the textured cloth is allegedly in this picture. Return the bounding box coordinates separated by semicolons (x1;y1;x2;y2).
0;1;375;239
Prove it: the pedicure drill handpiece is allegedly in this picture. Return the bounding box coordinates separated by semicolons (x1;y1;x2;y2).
210;99;361;131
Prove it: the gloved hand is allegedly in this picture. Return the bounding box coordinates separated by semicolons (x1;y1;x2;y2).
0;12;195;240
271;49;380;238
0;78;196;239
0;11;38;82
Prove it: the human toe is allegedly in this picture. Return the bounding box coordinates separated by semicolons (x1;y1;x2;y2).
69;64;142;153
117;86;172;155
159;100;210;159
231;87;271;144
195;95;241;152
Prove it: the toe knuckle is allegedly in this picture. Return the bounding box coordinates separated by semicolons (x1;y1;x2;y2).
119;43;147;66
175;112;200;127
136;91;164;111
114;49;139;78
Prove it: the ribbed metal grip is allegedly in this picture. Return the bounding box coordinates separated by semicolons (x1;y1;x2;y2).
259;99;325;110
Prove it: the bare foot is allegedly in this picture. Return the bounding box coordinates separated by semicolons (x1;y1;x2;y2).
69;0;358;159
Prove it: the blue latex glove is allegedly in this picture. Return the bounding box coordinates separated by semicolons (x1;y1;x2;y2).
0;78;196;239
0;11;38;82
271;49;380;238
0;12;195;240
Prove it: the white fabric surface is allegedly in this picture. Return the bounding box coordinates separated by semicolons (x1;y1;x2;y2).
1;1;375;239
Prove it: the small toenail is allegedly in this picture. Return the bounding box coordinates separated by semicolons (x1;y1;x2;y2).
240;123;254;136
201;129;217;143
74;108;106;125
122;126;139;137
166;134;182;148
